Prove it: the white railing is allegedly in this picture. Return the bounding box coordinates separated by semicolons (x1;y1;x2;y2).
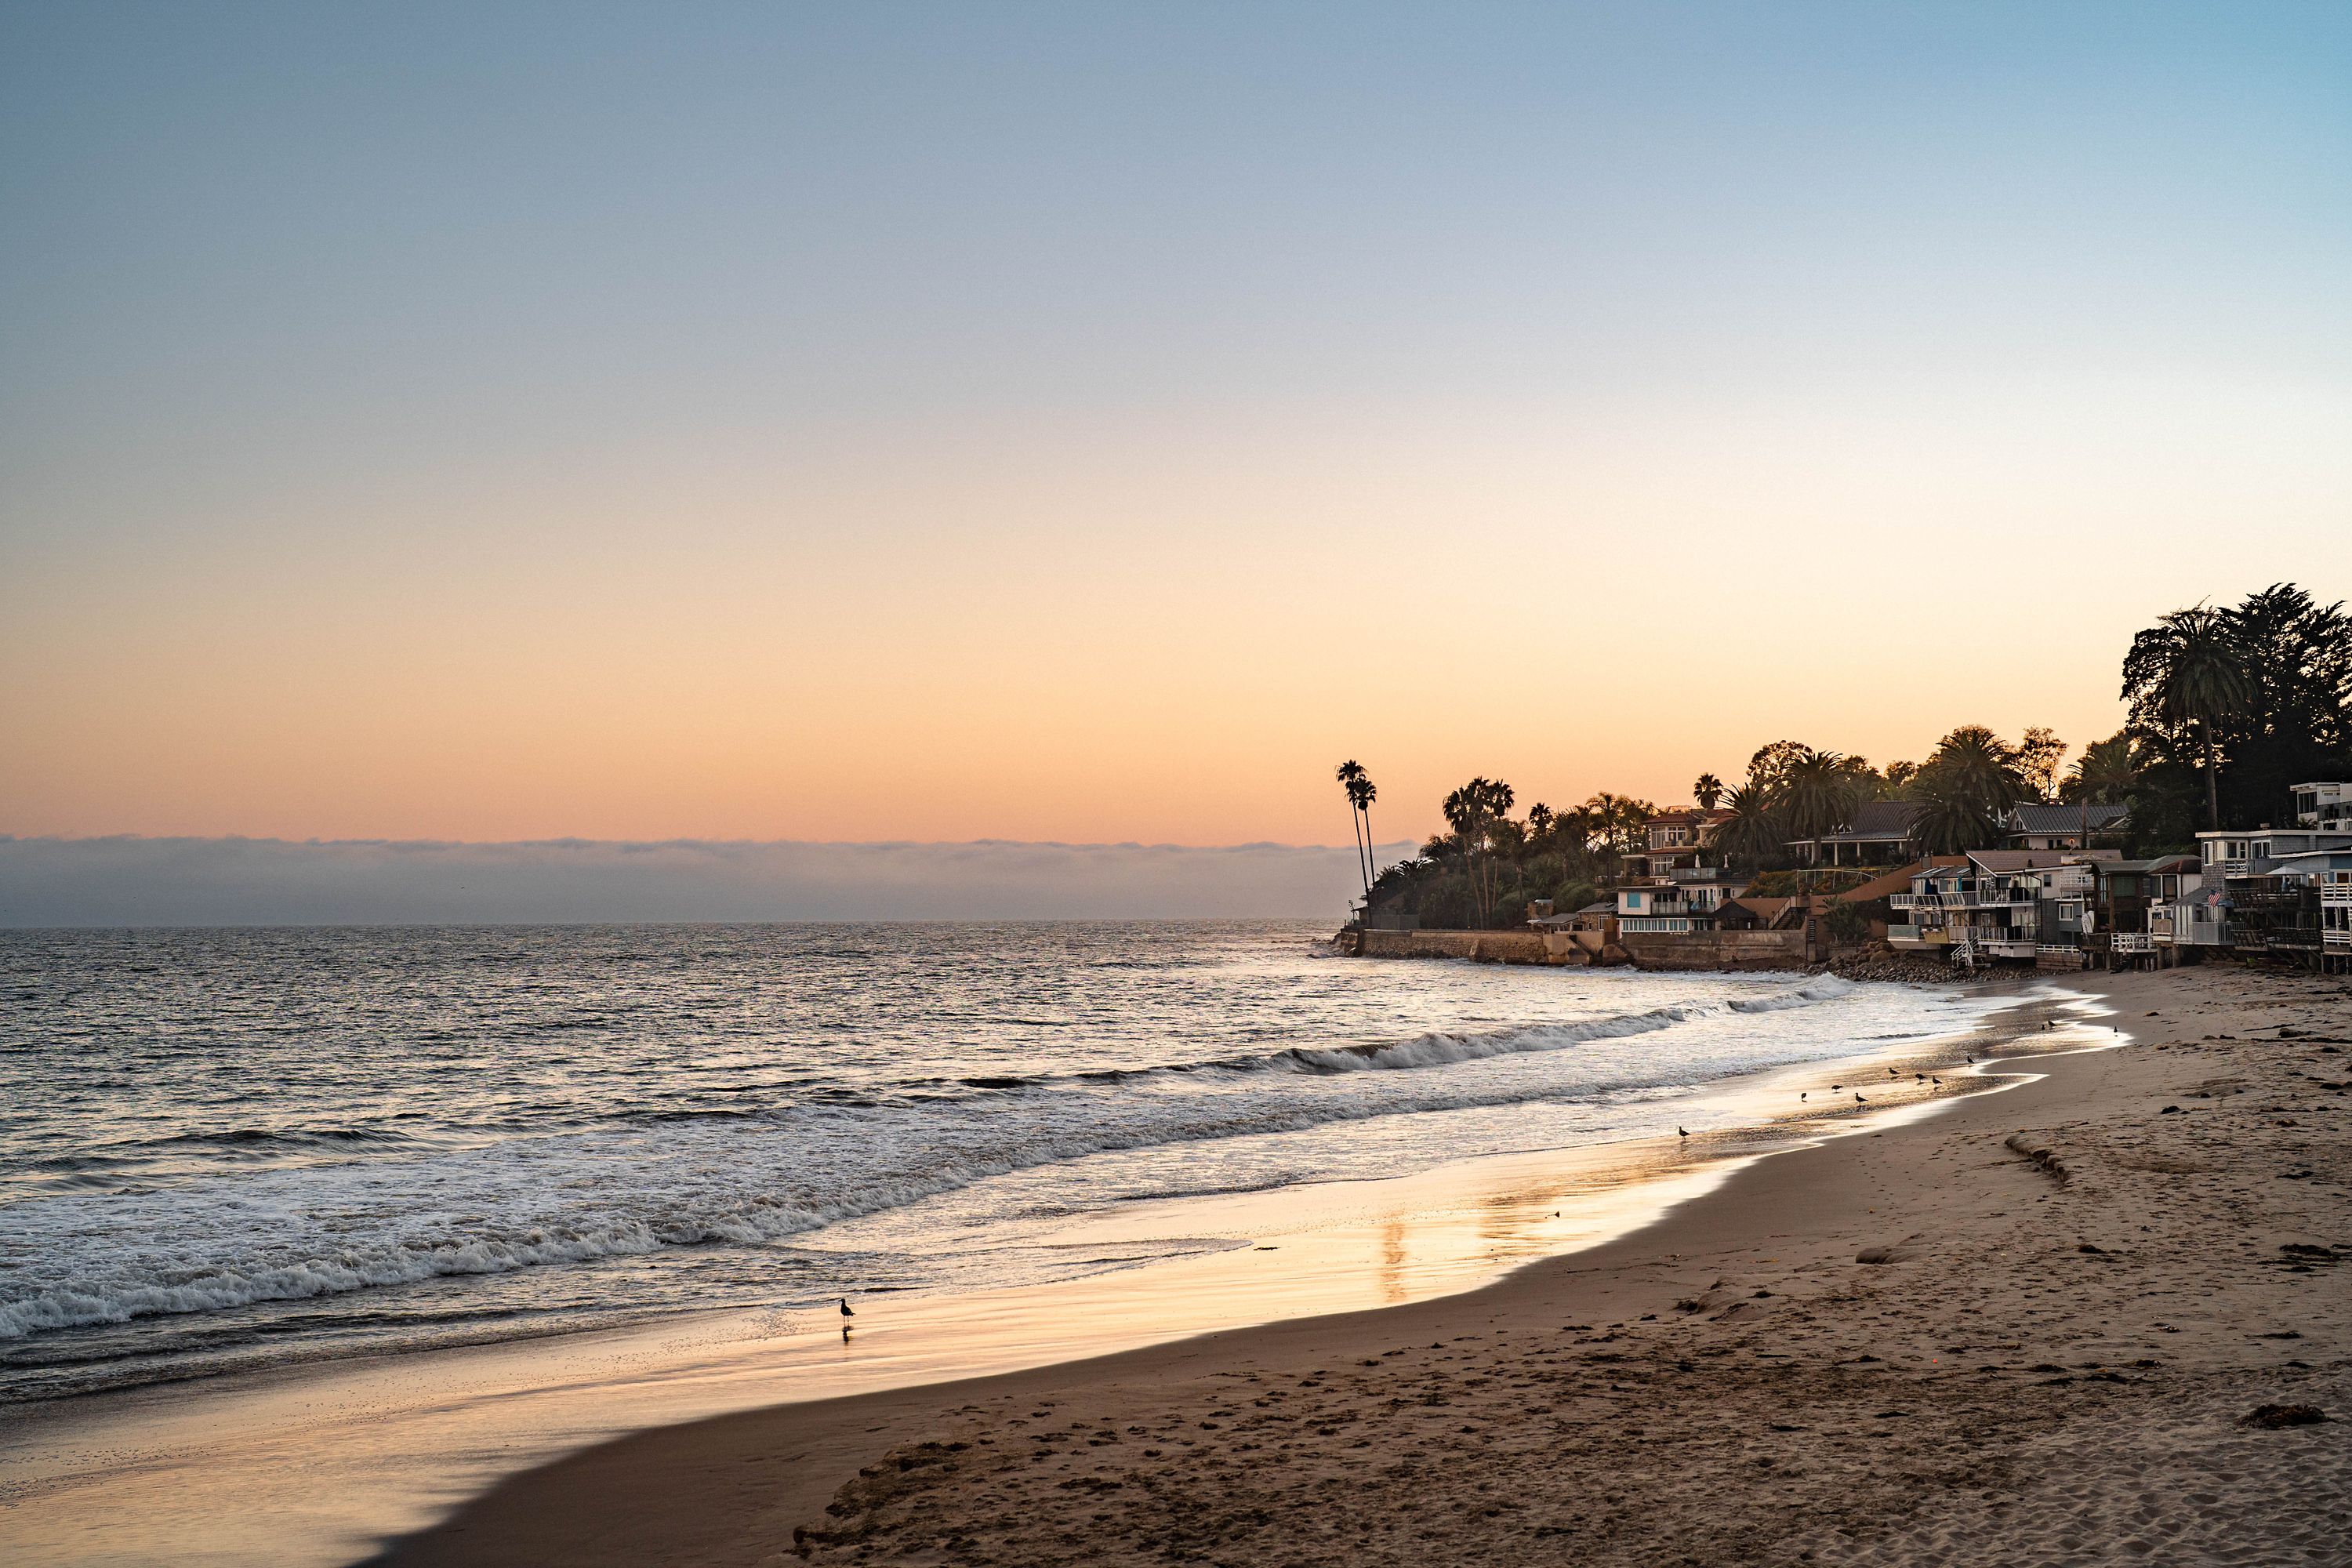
2322;884;2352;908
1889;893;1924;909
2112;933;2155;953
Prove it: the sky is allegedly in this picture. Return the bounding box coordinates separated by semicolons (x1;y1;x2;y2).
4;1;2349;861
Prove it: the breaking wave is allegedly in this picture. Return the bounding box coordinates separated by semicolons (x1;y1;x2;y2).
0;923;1986;1394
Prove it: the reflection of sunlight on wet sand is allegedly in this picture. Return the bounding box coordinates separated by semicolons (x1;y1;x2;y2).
0;988;2107;1568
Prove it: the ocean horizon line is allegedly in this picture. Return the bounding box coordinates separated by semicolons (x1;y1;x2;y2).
0;833;1419;927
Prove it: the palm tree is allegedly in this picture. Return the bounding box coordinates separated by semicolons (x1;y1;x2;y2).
1443;777;1515;927
1352;771;1379;888
1780;750;1864;843
2063;732;2140;804
1925;726;2027;820
1692;772;1723;811
1911;764;1998;855
2121;607;2252;829
1334;761;1371;900
1717;782;1780;869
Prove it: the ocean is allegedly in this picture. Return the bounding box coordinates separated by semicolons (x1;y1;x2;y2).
0;922;1998;1404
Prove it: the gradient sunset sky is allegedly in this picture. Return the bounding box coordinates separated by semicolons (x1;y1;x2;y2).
4;2;2347;850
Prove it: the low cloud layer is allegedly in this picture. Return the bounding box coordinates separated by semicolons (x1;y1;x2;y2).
0;836;1416;927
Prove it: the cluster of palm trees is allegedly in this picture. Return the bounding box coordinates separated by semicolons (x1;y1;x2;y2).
2121;585;2351;833
1341;778;1657;929
1334;583;2348;928
1440;777;1516;927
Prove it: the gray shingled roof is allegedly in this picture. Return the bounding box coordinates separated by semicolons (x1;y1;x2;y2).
1819;800;1925;840
2008;802;2129;833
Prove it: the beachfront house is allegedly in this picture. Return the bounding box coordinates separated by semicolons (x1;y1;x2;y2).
2321;858;2352;974
2082;855;2199;969
2149;873;2229;955
1613;866;1751;935
1616;882;1697;934
2223;849;2352;972
2197;782;2352;875
1886;850;2121;964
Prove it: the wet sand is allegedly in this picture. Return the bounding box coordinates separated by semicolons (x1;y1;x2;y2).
370;963;2352;1566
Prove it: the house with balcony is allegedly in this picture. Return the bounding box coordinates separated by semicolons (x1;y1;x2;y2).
2080;855;2199;967
1886;850;2119;963
2235;849;2352;972
1613;867;1754;934
2003;801;2130;850
2315;858;2352;974
1618;884;1693;931
2150;874;2230;953
2148;837;2350;971
1622;808;1734;879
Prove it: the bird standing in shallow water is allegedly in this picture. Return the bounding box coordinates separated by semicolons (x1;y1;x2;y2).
1854;1092;1867;1104
1678;1127;1689;1138
839;1297;855;1339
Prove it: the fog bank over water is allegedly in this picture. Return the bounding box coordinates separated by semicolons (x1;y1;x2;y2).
0;836;1414;927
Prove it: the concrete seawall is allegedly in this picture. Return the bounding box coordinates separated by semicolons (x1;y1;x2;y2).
1348;927;1814;972
1357;929;1560;964
1618;930;1811;971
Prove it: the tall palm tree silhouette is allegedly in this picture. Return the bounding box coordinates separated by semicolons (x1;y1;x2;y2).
2122;606;2252;829
1335;761;1374;900
1352;771;1379;891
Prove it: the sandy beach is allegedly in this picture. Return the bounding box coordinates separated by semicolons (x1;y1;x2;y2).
368;964;2350;1566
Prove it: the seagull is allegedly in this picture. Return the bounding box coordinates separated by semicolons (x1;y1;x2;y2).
840;1297;855;1324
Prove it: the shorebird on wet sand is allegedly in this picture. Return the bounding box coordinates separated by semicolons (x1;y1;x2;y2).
839;1297;855;1338
1678;1126;1689;1138
1853;1092;1867;1104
